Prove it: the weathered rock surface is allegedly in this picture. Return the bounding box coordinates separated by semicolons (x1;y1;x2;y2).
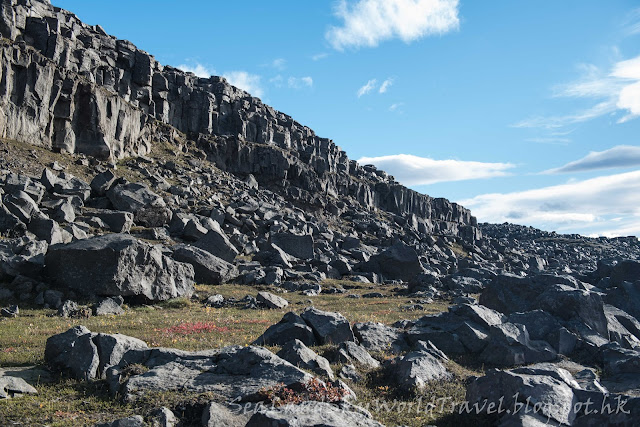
106;345;313;402
277;339;335;380
253;311;316;346
301;307;355;345
45;234;194;302
171;244;237;285
245;401;384;427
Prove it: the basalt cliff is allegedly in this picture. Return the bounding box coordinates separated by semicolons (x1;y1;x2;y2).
0;0;476;241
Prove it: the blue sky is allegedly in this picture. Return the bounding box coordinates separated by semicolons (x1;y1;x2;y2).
53;0;640;237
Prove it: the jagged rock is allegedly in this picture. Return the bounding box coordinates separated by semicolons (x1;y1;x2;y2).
201;401;249;427
0;375;37;399
277;339;334;380
0;304;18;317
27;215;67;244
359;242;425;281
605;281;640;320
353;322;410;354
245;402;384;427
107;183;170;227
90;170;117;196
93;297;125;316
93;333;148;378
336;342;380;369
89;210;134;233
253;243;295;268
256;291;288;309
50;200;75;223
203;294;224;308
253;311;316;346
106;345;313;402
271;232;314;260
149;407;177;427
45;234;194;302
193;226;239;263
172;244;237;285
44;326;99;380
386;350;451;390
301;307;355;345
466;366;579;426
611;260;640;286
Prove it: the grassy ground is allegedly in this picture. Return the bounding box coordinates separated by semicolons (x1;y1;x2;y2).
0;280;484;426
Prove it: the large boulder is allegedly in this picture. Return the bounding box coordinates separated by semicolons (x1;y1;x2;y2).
271;232;314;260
106;345;313;402
107;183;171;227
386;350;451;390
193;226;239;263
353;322;410;354
171;244;237;285
45;326;148;380
359;243;424;281
610;260;640;286
277;339;334;380
301;307;355;345
466;365;579;426
45;234;194;302
253;312;316;346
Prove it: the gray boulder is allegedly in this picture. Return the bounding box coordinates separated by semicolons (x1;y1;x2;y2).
353;322;410;354
336;341;380;369
172;244;237;285
256;291;288;309
301;307;355;345
271;232;314;260
106;345;313;402
0;375;38;399
466;366;579;426
90;209;134;233
246;401;384;427
193;226;239;263
253;312;316;346
360;242;424;281
201;401;250;427
45;234;194;302
93;297;125;316
107;183;171;227
95;415;145;427
387;351;451;390
277;339;334;380
44;326;99;380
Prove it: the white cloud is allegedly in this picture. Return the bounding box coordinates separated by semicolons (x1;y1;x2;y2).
271;58;287;70
288;76;314;89
357;79;378;97
379;78;394;93
176;63;215;78
357;154;514;185
222;71;264;98
525;137;571;145
312;52;329;61
326;0;460;50
543;145;640;174
515;54;640;128
622;8;640;36
459;170;640;237
389;102;404;111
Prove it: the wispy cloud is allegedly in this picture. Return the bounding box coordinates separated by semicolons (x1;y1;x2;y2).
622;8;640;37
459;170;640;237
176;62;215;78
525;137;571;145
379;78;394;93
222;71;264;98
288;76;314;89
357;79;378;97
515;54;640;128
389;102;404;111
312;52;329;61
358;154;514;185
326;0;460;51
543;145;640;174
267;58;287;70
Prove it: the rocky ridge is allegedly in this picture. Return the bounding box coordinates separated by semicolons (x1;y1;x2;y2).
0;0;476;239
